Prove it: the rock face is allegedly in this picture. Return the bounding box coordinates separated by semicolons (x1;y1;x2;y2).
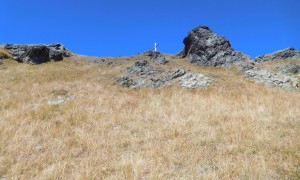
254;48;300;62
4;43;71;64
177;26;250;67
244;69;298;90
144;50;168;64
116;60;212;89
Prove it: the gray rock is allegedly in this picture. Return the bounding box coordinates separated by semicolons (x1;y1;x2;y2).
179;73;211;88
254;48;300;62
237;61;256;71
4;43;71;64
166;69;186;80
47;95;76;105
88;58;112;65
117;61;212;89
126;60;159;77
177;26;250;67
244;69;298;90
116;76;135;87
277;63;300;75
0;52;9;59
150;79;165;88
144;51;168;64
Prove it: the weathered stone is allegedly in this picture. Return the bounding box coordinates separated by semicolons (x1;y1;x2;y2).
88;58;112;65
143;50;168;64
277;63;300;75
117;61;212;89
47;95;76;105
0;52;9;59
237;61;256;71
4;43;71;64
116;76;135;87
167;69;186;80
254;48;300;62
177;26;250;67
126;60;159;77
244;69;298;90
151;79;165;88
179;73;211;88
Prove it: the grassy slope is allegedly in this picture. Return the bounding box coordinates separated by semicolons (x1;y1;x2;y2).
0;55;300;179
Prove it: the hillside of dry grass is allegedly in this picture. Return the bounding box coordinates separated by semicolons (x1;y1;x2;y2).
0;53;300;179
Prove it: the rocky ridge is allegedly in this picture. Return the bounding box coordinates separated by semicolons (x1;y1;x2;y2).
254;48;300;62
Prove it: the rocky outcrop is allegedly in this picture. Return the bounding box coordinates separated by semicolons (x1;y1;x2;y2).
244;69;298;90
4;43;71;64
177;26;250;67
144;50;168;64
254;48;300;62
116;60;212;89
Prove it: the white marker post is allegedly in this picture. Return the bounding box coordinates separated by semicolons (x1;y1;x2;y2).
154;43;159;52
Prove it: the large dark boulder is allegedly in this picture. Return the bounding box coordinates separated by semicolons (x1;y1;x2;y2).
4;43;71;64
254;48;300;62
177;26;250;67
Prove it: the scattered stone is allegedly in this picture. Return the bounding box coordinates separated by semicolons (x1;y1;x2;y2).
179;72;211;88
177;26;250;67
4;43;71;64
244;69;298;90
88;58;112;65
254;48;300;62
277;63;300;75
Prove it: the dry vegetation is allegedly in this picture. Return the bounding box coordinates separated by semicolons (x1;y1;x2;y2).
0;55;300;179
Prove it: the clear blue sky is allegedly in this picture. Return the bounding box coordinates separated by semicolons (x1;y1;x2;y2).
1;0;299;57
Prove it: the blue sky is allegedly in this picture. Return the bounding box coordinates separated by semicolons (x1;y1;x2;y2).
1;0;299;57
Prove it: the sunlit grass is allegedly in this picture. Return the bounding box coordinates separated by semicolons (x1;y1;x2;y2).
0;55;299;179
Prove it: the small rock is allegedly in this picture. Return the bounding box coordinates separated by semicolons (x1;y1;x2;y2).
151;79;165;88
179;72;211;88
0;52;9;59
126;60;159;77
47;95;76;105
88;58;112;65
116;76;135;87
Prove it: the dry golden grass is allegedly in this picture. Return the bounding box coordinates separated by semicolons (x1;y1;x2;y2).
0;56;300;179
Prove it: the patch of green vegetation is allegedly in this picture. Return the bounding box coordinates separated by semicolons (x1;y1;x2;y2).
295;163;300;178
